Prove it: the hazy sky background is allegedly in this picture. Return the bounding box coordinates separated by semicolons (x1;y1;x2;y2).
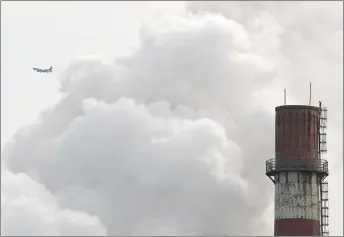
1;1;343;236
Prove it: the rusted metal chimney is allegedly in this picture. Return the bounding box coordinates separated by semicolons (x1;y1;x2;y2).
265;102;329;236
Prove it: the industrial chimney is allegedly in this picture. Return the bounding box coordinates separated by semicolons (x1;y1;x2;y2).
265;101;329;236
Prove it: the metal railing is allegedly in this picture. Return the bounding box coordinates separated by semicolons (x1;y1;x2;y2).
266;157;328;175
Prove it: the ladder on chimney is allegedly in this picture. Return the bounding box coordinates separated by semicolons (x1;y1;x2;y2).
320;181;329;236
319;104;327;153
317;102;329;236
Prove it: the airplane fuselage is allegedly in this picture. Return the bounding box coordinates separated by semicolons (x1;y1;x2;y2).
33;66;53;73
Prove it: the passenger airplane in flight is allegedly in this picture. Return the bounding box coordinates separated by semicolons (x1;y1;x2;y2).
33;66;53;73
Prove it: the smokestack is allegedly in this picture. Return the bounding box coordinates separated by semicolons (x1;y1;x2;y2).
265;102;329;236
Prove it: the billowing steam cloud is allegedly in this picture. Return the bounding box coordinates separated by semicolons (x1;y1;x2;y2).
1;170;107;235
2;1;342;236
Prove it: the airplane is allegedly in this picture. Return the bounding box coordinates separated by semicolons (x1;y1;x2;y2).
33;66;53;73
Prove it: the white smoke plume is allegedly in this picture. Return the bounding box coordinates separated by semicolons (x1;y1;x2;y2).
2;1;342;236
1;170;107;235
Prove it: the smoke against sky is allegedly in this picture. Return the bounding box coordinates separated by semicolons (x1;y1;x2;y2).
1;170;107;235
1;1;343;236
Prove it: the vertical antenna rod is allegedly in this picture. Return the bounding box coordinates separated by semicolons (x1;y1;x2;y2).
309;82;312;106
284;89;286;105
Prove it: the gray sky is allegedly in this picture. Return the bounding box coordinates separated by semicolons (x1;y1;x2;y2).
1;1;343;236
1;1;186;150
